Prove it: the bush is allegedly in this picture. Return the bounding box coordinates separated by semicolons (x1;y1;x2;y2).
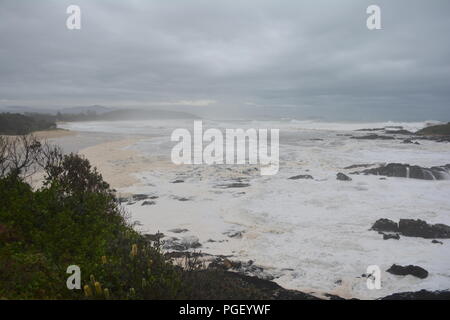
0;137;185;299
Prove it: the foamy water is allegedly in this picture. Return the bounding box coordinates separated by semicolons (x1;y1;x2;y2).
60;119;450;299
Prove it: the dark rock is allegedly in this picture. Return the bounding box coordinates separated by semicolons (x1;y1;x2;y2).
355;128;384;132
217;183;251;188
336;172;352;181
141;200;156;206
385;129;414;135
399;219;450;239
163;236;202;251
172;196;191;201
225;231;244;239
172;179;184;183
380;289;450;300
432;240;443;245
144;232;164;242
132;194;149;201
402;139;419;144
383;233;400;240
169;228;189;234
288;175;314;180
117;197;129;203
386;264;428;279
355;163;450;180
351;134;395;140
344;164;373;170
371;219;399;232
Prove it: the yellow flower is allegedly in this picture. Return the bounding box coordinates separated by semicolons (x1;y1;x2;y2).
84;285;93;297
94;282;103;295
130;244;138;257
101;256;107;264
104;288;110;299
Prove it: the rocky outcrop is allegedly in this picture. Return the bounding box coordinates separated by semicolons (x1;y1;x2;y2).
371;218;450;239
371;219;399;232
354;163;450;180
351;134;395;140
399;219;450;239
386;264;429;279
385;129;414;135
336;173;352;181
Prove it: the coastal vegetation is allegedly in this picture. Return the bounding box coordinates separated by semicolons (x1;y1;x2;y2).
0;113;56;135
0;135;307;300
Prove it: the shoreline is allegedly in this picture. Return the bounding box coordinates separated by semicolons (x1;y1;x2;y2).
43;123;450;300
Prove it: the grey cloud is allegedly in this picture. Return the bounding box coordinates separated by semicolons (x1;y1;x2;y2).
0;0;449;120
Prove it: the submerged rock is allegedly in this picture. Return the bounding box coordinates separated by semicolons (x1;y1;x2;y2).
172;179;184;183
141;200;156;206
169;228;189;234
336;172;352;181
288;175;314;180
217;183;250;189
354;163;450;180
386;264;429;279
432;240;443;245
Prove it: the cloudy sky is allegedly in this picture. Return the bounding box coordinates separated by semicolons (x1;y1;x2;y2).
1;0;449;120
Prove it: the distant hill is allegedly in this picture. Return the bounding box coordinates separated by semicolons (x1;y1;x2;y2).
0;113;56;135
416;122;450;135
58;105;115;115
0;106;198;120
97;109;199;120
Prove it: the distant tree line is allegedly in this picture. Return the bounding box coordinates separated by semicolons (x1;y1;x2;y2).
0;113;56;135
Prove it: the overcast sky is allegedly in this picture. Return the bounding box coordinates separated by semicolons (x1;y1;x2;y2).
1;0;449;120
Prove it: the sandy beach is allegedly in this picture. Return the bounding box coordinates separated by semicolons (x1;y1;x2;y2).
78;138;149;189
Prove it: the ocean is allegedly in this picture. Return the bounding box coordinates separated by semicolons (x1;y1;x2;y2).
59;118;450;299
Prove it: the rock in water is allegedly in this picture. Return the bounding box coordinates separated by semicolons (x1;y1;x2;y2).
354;163;450;180
399;219;450;239
351;134;395;140
371;219;399;232
386;264;429;279
383;233;400;240
288;175;314;180
336;173;352;181
371;218;450;239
